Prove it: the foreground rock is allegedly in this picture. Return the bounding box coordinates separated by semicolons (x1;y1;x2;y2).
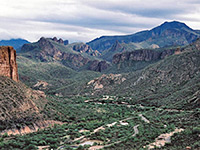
1;120;62;135
0;46;19;82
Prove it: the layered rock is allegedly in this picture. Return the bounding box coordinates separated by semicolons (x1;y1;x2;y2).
0;46;19;82
112;49;175;64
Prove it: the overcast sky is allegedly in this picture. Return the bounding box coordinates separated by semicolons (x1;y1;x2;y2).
0;0;200;43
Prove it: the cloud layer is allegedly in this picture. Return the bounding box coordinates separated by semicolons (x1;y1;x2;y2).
0;0;200;43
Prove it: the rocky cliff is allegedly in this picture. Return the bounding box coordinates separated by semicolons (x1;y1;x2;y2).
0;46;19;82
112;39;200;65
112;48;176;64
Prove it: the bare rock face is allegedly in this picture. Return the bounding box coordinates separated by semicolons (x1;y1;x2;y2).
0;46;19;82
112;49;176;64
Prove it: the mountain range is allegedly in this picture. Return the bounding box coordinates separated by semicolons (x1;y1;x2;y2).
15;21;200;96
87;21;200;52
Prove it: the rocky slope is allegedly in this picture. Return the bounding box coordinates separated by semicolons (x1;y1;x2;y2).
87;74;126;91
0;46;19;82
0;74;48;134
0;76;63;135
87;21;200;52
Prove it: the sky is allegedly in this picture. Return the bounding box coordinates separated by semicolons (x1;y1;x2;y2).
0;0;200;43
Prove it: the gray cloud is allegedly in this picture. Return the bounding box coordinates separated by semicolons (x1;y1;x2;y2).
0;0;200;43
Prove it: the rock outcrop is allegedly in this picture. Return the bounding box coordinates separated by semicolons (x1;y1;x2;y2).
87;74;126;91
73;43;101;56
52;37;64;45
88;60;110;72
112;49;175;64
1;120;62;135
0;46;19;82
52;37;68;45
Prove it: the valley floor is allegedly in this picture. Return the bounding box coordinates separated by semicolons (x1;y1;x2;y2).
0;95;199;150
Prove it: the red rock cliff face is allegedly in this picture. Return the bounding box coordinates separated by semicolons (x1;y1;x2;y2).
0;46;19;82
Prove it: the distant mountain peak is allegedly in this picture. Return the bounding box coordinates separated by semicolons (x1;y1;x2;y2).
87;20;200;52
0;38;30;51
155;21;192;30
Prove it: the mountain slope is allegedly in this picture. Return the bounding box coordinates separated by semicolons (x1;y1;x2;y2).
17;56;101;96
0;39;29;52
85;38;200;109
101;40;126;62
20;37;109;72
0;75;51;136
87;21;200;52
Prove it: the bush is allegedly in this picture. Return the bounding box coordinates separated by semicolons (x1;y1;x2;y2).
23;144;37;150
192;127;200;134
